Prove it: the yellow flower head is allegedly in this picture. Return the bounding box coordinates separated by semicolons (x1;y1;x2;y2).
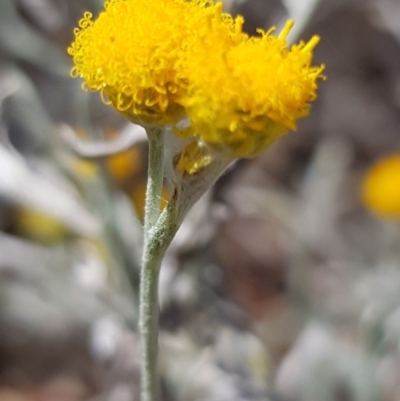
180;20;325;158
69;2;325;175
362;154;400;219
68;0;236;126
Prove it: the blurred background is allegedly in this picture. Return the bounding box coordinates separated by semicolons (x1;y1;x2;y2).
1;0;400;400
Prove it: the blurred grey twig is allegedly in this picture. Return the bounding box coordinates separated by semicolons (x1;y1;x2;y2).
60;123;147;159
1;65;55;153
0;143;100;237
0;0;70;76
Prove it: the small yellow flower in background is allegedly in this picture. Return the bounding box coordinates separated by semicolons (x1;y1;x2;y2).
16;208;69;245
180;20;324;160
106;146;142;183
68;0;239;126
69;158;98;181
362;154;400;218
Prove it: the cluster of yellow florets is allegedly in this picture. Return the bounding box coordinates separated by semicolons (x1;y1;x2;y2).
181;20;324;158
68;0;325;173
68;0;241;126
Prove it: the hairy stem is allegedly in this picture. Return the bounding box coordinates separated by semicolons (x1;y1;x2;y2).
140;127;165;401
139;240;163;401
144;127;165;243
139;205;180;401
139;133;231;401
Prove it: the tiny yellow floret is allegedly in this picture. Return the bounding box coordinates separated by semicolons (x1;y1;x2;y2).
177;141;214;175
362;154;400;219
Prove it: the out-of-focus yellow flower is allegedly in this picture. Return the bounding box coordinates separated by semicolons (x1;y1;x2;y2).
106;146;141;182
70;159;99;181
68;0;240;126
362;154;400;218
180;20;325;161
16;208;69;244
